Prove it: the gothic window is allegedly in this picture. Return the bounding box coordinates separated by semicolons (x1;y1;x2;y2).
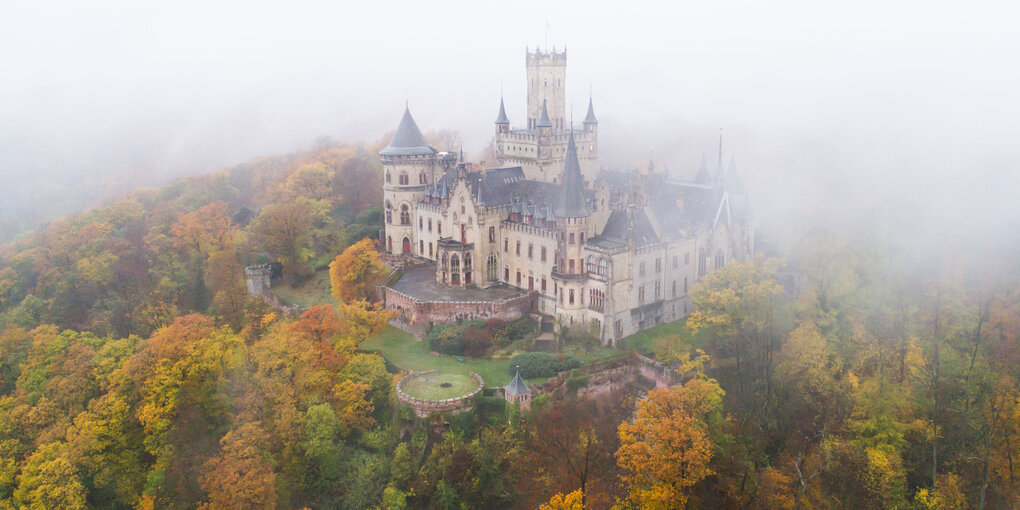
464;252;472;270
715;249;725;270
586;255;595;273
441;253;448;269
516;240;521;256
655;281;661;299
638;285;645;304
569;289;574;304
698;250;707;277
385;201;393;223
487;253;498;281
400;205;410;225
588;288;605;311
504;237;509;252
451;255;461;284
385;171;391;183
528;243;534;259
541;246;547;261
419;172;426;184
489;227;496;242
399;172;409;185
598;258;608;276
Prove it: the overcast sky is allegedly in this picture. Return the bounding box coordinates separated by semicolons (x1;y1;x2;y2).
2;0;1018;248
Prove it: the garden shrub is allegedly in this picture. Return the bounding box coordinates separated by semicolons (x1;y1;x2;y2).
508;352;580;378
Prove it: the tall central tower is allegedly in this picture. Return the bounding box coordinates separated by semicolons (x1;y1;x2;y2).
526;48;566;131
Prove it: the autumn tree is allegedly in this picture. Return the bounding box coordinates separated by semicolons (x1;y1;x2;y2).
329;238;388;304
616;377;725;509
539;489;585;510
198;421;277;510
290;304;342;342
249;201;314;279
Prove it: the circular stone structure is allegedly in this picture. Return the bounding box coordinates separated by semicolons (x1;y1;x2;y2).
396;370;484;417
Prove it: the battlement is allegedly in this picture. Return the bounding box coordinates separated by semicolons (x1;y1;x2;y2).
527;47;567;64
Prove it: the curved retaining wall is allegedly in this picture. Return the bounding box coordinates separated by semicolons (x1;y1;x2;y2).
396;370;484;418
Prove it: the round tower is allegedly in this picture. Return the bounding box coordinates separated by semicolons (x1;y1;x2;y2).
381;105;436;255
552;130;591;316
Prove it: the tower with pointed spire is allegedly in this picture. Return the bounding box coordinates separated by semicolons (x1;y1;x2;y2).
492;47;600;184
551;130;593;320
381;105;437;255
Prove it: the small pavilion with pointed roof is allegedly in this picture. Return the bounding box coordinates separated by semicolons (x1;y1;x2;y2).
503;367;532;410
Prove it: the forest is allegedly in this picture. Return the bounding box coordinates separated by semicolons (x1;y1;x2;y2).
1;135;1019;509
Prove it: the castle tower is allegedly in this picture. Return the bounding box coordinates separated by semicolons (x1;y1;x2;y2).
552;130;591;318
494;95;510;134
582;94;599;159
526;47;566;131
381;105;437;255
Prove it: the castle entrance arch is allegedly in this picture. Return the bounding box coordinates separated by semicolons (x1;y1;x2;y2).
402;237;411;254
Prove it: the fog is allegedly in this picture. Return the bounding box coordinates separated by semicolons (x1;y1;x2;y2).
2;0;1019;252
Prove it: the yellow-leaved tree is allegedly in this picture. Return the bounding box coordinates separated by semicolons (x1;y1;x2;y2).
329;238;388;304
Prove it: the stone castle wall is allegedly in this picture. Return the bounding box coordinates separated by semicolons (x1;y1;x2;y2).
381;286;536;339
396;370;484;418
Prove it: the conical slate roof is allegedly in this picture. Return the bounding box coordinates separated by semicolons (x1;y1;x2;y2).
536;99;552;128
555;131;589;218
380;105;436;157
583;96;598;125
504;369;531;396
695;151;712;184
495;96;510;124
725;156;744;194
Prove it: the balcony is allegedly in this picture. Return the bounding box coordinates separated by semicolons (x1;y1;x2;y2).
551;266;586;281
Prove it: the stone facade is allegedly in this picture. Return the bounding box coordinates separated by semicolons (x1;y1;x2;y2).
381;47;755;346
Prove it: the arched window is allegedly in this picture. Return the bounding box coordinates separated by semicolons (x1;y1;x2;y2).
400;204;410;225
586;255;596;273
399;172;409;185
698;249;707;277
441;253;448;269
419;172;427;184
450;255;461;284
598;258;608;276
385;171;391;183
715;249;725;270
385;201;393;224
487;253;498;281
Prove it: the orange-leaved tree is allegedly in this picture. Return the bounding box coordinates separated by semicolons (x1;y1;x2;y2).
616;375;725;509
538;489;585;510
329;238;388;304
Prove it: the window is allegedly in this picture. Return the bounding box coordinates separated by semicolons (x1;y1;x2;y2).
586;255;595;273
589;288;605;311
438;222;442;235
487;254;498;281
673;255;678;268
419;172;426;184
698;250;707;277
638;285;645;304
516;270;521;286
541;246;547;261
528;243;534;258
683;277;688;293
505;266;510;281
504;238;509;252
400;205;410;225
419;240;423;254
569;289;574;304
419;216;423;229
541;278;547;292
516;240;521;256
715;249;725;270
598;258;608;276
569;259;575;273
385;201;393;223
639;262;645;276
385;171;391;183
580;232;585;244
655;258;661;273
615;320;623;338
528;276;534;290
399;172;408;185
672;280;677;297
655;281;661;299
428;219;432;232
569;232;575;244
429;243;433;257
489;227;496;242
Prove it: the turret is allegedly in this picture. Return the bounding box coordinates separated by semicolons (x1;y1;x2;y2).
381;104;436;255
527;47;566;131
583;95;598;132
495;96;510;134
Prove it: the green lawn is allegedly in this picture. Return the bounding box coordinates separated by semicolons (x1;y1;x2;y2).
362;326;631;387
399;372;479;400
619;319;692;355
271;269;338;309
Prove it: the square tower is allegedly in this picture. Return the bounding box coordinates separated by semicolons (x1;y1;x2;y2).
526;48;567;131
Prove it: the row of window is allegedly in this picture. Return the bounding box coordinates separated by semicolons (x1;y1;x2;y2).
504;238;549;261
385;171;428;185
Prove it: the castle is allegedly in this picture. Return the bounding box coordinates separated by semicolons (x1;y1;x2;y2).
380;47;754;346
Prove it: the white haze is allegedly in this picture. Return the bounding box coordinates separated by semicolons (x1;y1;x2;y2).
1;0;1018;253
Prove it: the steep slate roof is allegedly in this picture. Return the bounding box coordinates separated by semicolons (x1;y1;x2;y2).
495;96;510;124
583;96;598;125
380;106;437;157
724;156;744;194
694;151;713;184
536;99;552;128
475;167;560;207
505;370;531;396
600;209;660;246
555;131;589;218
